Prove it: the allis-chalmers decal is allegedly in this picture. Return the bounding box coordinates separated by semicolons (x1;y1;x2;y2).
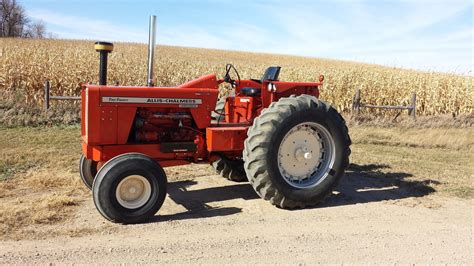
102;97;202;105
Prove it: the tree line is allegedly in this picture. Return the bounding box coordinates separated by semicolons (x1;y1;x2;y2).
1;0;48;38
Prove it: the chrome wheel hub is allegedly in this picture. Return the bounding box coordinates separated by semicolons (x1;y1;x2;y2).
277;122;335;189
295;147;313;161
115;175;152;209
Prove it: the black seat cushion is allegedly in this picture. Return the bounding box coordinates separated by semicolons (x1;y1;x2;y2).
241;87;261;96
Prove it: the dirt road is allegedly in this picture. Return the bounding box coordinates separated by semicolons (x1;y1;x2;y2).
1;168;472;264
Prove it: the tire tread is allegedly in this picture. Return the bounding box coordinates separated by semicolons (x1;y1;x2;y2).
243;95;351;209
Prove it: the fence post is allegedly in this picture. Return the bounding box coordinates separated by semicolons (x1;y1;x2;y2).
352;89;361;115
410;92;416;119
44;80;50;110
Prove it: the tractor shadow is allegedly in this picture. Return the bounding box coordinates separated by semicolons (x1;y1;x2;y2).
321;163;437;207
152;163;437;221
151;180;258;222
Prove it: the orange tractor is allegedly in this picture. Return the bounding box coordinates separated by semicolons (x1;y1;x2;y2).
80;17;351;223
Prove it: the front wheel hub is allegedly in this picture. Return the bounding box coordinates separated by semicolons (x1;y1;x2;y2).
115;175;152;209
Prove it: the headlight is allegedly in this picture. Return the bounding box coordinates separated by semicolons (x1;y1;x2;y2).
267;83;276;92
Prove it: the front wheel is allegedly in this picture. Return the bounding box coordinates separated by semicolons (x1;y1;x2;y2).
79;154;98;190
92;153;167;224
243;95;351;209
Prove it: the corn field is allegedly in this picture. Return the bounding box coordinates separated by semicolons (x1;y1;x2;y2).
0;38;472;116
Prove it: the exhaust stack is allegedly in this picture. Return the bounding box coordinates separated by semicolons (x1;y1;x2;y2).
147;15;157;87
94;42;114;85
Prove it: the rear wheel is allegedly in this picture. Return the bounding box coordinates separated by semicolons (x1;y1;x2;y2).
211;97;226;122
243;95;351;208
79;154;98;190
92;153;167;224
212;156;247;182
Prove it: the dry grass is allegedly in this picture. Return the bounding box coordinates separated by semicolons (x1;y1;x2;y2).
351;126;474;150
0;126;214;240
1;38;473;119
0;125;472;240
351;127;474;198
0;100;81;127
0;126;85;239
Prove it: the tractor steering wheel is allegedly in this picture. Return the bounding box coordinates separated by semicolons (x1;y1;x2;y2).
223;64;241;87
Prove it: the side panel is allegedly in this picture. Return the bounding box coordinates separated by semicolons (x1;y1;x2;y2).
117;107;137;144
81;86;101;145
81;88;85;137
206;127;248;152
98;106;117;144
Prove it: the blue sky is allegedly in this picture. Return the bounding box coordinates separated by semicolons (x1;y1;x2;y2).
22;0;473;74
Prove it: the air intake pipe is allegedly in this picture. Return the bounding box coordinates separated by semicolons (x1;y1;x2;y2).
94;42;113;85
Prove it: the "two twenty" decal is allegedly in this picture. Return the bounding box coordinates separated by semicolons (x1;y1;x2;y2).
102;97;202;105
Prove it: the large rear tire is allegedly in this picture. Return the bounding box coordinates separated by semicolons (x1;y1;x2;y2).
212;156;247;182
79;154;98;190
92;153;167;224
211;97;226;122
243;95;351;209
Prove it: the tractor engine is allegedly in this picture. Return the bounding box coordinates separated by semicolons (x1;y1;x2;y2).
133;108;195;143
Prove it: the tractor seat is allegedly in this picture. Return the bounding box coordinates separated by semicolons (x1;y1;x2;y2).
241;87;261;96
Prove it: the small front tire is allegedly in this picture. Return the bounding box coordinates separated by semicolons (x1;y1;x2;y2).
92;153;167;224
79;154;98;190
